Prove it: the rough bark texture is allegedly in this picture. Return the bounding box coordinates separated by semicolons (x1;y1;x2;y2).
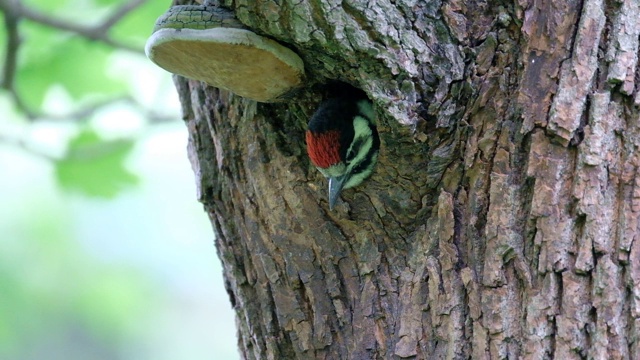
173;0;640;358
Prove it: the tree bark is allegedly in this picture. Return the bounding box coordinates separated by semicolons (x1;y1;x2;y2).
174;0;640;358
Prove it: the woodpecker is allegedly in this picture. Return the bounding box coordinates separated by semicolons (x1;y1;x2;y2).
306;96;380;210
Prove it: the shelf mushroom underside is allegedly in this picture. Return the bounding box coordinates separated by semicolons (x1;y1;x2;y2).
146;28;305;103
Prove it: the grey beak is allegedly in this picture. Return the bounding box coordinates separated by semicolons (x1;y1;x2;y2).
328;176;347;210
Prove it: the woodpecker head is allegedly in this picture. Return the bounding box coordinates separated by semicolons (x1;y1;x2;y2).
306;96;380;210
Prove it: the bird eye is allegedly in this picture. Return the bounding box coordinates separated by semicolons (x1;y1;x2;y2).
346;149;356;161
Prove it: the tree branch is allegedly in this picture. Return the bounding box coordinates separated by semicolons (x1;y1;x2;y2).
0;133;57;161
0;0;145;54
0;0;158;122
98;0;146;32
0;0;20;90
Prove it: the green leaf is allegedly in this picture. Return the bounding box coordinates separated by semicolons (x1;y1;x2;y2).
55;129;139;198
25;0;113;18
91;0;124;7
16;24;128;110
111;0;172;46
23;0;71;14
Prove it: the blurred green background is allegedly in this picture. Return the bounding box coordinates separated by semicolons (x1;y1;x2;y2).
0;0;238;359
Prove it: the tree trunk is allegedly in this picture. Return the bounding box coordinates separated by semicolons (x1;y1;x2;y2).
174;0;640;358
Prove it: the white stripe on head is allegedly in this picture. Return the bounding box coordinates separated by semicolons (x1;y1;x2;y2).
356;99;375;124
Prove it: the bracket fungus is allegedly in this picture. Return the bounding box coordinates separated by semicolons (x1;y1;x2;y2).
145;5;305;103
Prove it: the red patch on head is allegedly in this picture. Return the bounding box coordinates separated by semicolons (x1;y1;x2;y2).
306;130;341;168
